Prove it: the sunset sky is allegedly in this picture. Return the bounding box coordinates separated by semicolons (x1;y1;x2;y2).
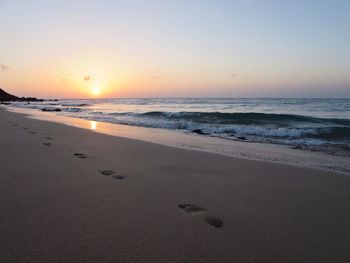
0;0;349;98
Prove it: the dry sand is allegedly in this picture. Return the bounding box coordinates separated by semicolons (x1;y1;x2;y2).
1;107;350;263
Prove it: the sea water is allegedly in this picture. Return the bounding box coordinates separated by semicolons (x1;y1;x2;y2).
12;98;350;156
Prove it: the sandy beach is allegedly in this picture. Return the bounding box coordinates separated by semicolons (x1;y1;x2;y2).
1;107;350;263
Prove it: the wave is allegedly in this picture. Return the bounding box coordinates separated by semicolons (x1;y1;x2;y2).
138;111;350;126
81;111;350;142
316;127;350;140
62;107;84;113
61;103;91;107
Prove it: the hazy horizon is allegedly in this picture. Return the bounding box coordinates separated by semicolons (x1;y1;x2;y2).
1;0;349;99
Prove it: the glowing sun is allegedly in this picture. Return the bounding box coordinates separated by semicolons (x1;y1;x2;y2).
91;86;101;96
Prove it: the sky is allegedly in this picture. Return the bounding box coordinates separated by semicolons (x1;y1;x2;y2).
0;0;349;98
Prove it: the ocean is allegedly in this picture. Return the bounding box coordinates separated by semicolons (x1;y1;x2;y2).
12;98;350;156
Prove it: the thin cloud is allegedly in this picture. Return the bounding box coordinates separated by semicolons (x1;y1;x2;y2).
151;68;161;80
83;76;93;81
0;64;10;71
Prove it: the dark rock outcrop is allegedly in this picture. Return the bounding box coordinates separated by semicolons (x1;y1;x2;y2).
41;107;61;112
192;129;207;135
0;88;43;102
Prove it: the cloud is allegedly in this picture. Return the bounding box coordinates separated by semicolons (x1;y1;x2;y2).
151;68;161;80
0;64;10;71
231;73;237;77
83;75;93;81
61;78;68;82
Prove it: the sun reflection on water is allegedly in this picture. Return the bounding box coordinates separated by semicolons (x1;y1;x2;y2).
90;121;97;130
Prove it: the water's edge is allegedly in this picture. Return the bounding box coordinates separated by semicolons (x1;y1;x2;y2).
8;98;350;158
4;105;350;175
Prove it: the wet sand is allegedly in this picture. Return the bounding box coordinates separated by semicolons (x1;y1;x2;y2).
1;107;350;262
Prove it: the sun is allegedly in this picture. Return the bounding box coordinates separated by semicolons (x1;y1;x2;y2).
91;86;101;96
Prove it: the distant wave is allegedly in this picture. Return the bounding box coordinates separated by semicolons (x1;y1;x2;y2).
61;103;91;107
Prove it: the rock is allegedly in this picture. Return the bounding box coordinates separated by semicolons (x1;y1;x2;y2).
237;136;246;140
192;129;206;135
0;88;43;102
41;107;61;112
292;145;303;150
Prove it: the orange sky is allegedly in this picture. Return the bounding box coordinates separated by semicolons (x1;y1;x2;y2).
0;1;349;98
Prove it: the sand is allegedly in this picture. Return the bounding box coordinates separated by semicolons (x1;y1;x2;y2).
1;107;350;263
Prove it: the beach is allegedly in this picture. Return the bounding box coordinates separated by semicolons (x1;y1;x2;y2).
1;107;350;263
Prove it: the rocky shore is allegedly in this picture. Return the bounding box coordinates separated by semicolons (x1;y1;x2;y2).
0;88;43;102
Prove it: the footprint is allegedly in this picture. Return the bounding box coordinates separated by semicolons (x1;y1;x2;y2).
178;204;206;213
99;170;125;180
178;203;223;228
112;175;125;180
99;170;115;176
22;127;29;130
42;142;52;147
45;137;53;140
74;153;87;159
29;131;37;134
204;216;224;228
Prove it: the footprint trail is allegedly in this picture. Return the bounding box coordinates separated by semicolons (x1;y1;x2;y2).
178;203;223;228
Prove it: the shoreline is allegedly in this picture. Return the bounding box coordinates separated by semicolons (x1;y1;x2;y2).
4;105;350;175
2;106;350;262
